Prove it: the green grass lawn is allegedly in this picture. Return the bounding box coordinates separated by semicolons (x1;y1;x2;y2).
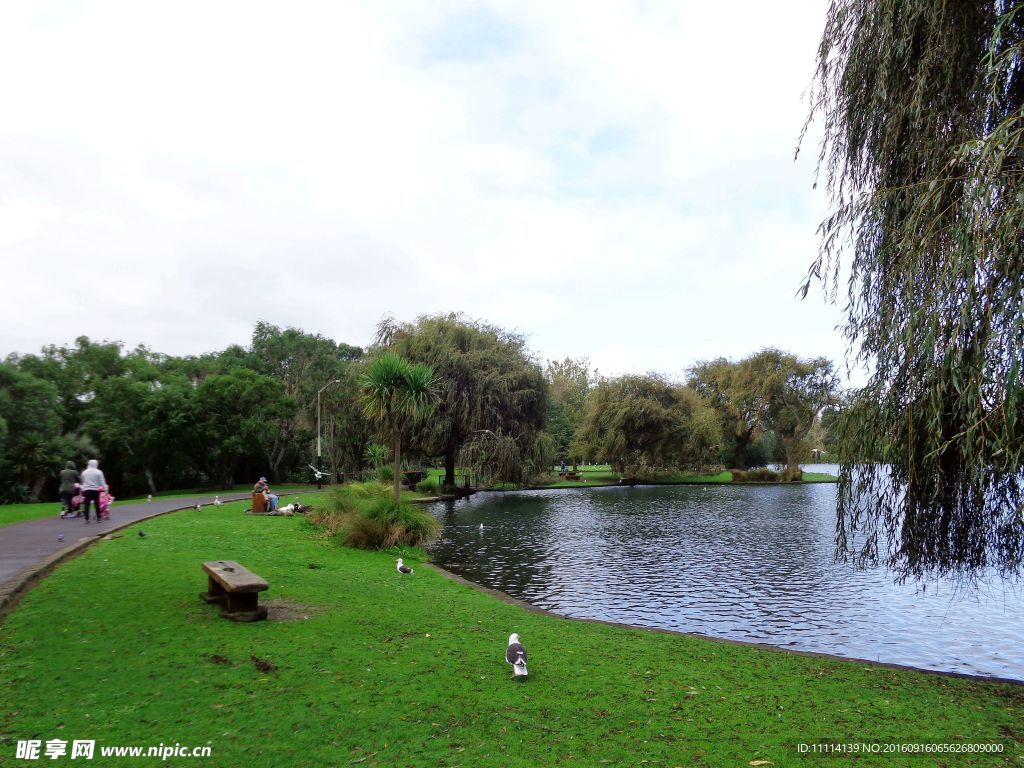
0;501;1018;766
0;502;65;528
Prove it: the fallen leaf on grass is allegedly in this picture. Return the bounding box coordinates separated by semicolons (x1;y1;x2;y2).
251;655;276;673
749;761;774;766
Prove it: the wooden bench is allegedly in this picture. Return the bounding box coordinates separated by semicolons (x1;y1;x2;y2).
200;560;269;621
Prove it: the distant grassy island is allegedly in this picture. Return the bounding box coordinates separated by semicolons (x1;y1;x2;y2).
422;464;839;492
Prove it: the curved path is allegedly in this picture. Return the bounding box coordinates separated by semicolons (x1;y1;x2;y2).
0;489;316;616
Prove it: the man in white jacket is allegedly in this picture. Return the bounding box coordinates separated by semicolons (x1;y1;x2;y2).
80;459;107;524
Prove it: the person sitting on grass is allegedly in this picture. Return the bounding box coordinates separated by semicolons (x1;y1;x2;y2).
253;477;279;512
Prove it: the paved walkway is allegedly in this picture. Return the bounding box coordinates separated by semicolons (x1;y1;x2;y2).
0;489;316;612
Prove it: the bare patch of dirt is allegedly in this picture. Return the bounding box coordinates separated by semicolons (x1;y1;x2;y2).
262;598;322;622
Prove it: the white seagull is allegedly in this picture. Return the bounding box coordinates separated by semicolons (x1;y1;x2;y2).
195;504;202;511
396;558;413;574
505;633;528;677
214;496;222;505
146;494;153;503
307;464;331;481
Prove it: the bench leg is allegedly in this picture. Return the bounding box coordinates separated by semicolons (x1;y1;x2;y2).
220;591;268;622
200;576;228;604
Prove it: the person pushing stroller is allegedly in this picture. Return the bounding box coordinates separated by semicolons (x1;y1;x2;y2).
80;459;108;524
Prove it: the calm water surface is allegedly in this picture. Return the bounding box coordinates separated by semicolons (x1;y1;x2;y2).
429;468;1024;680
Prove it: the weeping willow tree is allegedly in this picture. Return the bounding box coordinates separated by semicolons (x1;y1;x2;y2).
459;429;556;487
375;313;549;491
803;0;1024;580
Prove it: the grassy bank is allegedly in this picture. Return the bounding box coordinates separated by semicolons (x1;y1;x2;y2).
0;485;318;529
0;501;1019;766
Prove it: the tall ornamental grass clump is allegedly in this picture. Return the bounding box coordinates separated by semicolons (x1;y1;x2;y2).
416;477;439;495
309;482;440;550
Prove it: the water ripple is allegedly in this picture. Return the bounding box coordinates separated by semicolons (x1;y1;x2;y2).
429;476;1024;680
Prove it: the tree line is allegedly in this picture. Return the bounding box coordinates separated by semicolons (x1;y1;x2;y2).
0;313;841;502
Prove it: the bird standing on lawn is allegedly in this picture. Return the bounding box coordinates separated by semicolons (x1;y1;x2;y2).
396;558;413;574
506;633;528;677
214;496;222;505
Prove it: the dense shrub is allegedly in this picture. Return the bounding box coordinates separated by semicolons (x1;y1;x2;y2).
416;478;439;495
345;497;441;549
309;482;440;550
730;468;803;483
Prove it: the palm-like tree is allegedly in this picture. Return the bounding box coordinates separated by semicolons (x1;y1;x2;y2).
359;353;437;503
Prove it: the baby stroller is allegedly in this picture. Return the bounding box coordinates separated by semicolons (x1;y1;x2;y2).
99;487;115;520
66;484;85;517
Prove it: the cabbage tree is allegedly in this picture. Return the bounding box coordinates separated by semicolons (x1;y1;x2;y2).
359;353;437;503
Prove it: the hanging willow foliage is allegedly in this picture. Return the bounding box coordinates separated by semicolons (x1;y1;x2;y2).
458;429;555;486
803;0;1024;581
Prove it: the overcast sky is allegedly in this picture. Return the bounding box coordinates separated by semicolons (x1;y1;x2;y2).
0;1;858;383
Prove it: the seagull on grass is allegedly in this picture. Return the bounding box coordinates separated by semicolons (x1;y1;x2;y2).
506;633;528;677
396;558;413;574
214;496;222;506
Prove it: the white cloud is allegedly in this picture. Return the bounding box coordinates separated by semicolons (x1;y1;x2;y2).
0;1;854;382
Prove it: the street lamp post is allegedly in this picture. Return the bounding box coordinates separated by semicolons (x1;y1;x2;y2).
317;379;341;489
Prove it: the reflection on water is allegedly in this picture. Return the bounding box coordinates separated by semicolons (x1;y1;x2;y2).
429;470;1023;680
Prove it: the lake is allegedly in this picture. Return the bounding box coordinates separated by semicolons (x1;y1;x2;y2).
428;467;1024;681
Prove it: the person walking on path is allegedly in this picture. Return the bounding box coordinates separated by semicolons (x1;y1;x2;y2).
80;459;107;524
58;461;79;518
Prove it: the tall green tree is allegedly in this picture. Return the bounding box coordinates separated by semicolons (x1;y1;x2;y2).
689;356;773;469
546;357;592;469
576;374;720;474
84;349;202;495
761;353;840;480
247;322;364;482
0;364;65;501
804;0;1024;579
690;350;838;473
9;336;126;438
376;314;548;489
321;362;371;480
193;368;296;488
359;353;437;504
